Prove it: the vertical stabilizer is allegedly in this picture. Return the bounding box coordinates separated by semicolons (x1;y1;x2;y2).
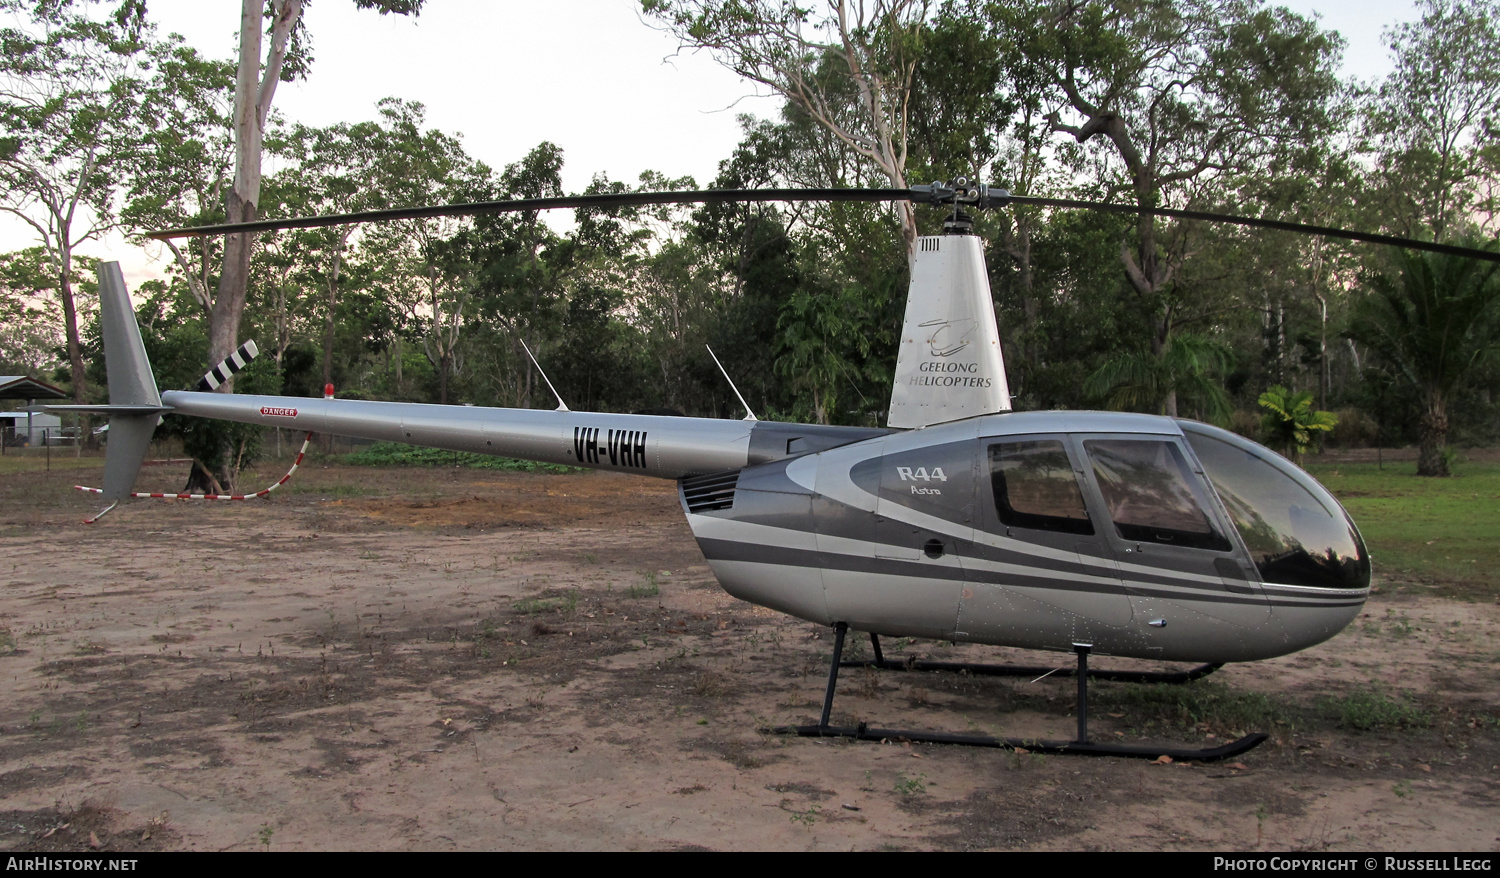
100;262;161;409
97;262;162;500
887;234;1011;429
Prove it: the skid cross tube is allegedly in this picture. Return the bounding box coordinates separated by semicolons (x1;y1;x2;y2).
770;624;1268;762
843;633;1223;684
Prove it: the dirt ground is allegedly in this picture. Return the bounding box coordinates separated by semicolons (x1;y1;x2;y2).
0;458;1496;852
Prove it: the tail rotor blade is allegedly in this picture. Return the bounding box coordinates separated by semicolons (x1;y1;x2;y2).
196;340;260;392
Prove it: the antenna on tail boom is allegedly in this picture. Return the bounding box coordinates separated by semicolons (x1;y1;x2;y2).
520;339;570;412
706;345;758;421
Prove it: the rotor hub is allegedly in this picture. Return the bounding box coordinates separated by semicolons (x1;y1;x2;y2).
910;177;1012;212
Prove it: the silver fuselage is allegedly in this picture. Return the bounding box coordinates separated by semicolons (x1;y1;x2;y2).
682;410;1368;664
162;389;1367;664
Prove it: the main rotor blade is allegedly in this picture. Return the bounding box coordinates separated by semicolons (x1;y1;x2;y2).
146;188;911;240
147;183;1500;264
1007;195;1500;263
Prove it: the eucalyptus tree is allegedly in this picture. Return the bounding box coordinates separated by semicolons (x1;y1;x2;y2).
210;0;425;402
0;248;69;376
1366;0;1500;242
566;170;706;413
643;0;931;260
123;40;235;320
688;128;809;416
354;99;493;405
0;1;156;409
999;0;1345;415
273;119;388;389
439;141;573;409
910;2;1078;384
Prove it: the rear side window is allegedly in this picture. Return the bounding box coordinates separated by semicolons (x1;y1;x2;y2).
1084;439;1231;551
989;439;1093;534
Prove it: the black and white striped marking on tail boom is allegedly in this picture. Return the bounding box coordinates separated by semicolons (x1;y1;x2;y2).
195;340;259;391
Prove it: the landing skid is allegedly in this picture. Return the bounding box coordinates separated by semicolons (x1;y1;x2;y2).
770;623;1267;762
844;633;1224;684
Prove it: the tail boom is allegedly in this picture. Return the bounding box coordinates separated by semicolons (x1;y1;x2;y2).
160;390;760;479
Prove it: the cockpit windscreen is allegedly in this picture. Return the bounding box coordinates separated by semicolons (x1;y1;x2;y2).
1181;423;1370;590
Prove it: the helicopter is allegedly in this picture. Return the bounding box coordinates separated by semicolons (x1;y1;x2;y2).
52;181;1500;761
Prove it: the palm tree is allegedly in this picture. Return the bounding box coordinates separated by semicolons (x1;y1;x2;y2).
1083;333;1234;423
1348;245;1500;476
1258;385;1337;462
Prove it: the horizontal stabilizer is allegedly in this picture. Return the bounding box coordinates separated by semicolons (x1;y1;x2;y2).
45;404;172;415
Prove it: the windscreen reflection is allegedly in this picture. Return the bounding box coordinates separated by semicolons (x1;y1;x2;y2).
1181;423;1370;590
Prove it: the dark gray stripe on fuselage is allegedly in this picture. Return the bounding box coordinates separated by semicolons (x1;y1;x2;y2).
802;485;1246;593
694;536;1365;610
699;537;966;583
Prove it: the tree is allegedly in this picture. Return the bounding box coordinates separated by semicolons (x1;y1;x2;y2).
1258;385;1336;461
275;119;387;390
776;286;867;423
1347;245;1500;476
0;248;70;376
1007;0;1344;415
190;0;421;488
356;99;492;405
1083;332;1234;424
0;2;155;411
211;1;427;373
643;0;930;258
1366;0;1500;242
123;39;236;316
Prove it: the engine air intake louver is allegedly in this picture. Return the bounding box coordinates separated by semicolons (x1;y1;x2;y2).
681;470;739;513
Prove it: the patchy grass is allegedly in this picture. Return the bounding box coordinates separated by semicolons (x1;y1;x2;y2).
343;442;583;473
1305;459;1500;599
627;571;661;599
282;482;378;498
512;590;579;616
0;451;105;475
1328;688;1430;731
894;771;928;797
1094;679;1294;737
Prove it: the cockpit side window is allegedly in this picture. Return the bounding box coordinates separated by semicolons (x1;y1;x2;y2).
988;439;1094;535
1084;439;1232;551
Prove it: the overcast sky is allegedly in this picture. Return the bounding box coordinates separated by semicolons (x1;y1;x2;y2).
1;0;1426;287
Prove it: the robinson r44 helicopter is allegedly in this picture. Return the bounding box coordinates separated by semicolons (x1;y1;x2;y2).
54;181;1500;761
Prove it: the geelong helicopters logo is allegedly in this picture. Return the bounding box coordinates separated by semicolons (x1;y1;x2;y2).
919;317;976;357
906;318;992;388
